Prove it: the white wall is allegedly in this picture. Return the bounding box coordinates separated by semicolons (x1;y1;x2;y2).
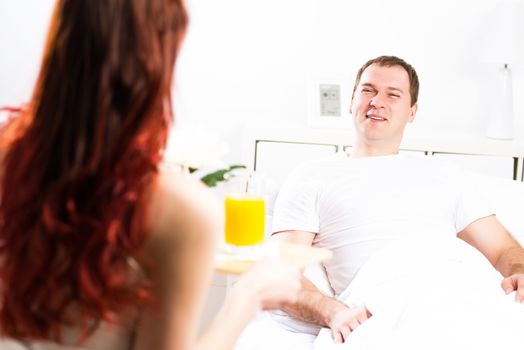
1;0;523;163
308;0;524;134
174;0;312;162
0;1;54;106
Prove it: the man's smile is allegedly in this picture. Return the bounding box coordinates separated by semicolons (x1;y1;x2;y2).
365;113;388;121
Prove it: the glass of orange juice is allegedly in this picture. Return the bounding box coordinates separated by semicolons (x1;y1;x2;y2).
224;171;265;255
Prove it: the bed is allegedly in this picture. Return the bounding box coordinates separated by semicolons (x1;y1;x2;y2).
234;128;524;350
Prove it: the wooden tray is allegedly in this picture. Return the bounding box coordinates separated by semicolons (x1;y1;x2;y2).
214;241;332;275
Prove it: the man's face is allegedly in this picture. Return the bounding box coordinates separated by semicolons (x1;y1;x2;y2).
350;64;418;145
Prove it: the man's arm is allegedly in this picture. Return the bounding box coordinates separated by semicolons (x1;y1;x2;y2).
272;230;372;343
457;215;524;302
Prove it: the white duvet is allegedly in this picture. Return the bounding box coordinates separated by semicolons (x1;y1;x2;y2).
236;238;524;350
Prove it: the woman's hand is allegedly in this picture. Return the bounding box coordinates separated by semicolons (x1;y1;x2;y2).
232;257;302;311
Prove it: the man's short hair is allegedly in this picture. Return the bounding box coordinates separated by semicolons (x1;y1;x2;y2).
352;56;419;106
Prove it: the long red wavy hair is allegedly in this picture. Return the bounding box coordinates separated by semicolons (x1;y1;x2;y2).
0;0;187;342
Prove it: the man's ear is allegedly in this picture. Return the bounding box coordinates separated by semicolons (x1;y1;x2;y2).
408;103;418;123
349;94;355;114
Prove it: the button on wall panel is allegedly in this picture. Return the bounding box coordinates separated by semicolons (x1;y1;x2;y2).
319;84;341;117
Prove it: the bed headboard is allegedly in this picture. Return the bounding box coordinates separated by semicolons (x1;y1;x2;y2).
242;127;524;184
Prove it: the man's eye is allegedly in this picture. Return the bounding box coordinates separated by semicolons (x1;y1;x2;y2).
362;88;373;93
389;94;400;98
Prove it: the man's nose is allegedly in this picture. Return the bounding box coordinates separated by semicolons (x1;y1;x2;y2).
370;93;386;108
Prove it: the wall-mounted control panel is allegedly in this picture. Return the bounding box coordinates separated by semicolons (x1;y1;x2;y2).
319;84;341;117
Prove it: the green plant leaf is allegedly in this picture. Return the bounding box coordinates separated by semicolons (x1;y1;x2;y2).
200;164;246;187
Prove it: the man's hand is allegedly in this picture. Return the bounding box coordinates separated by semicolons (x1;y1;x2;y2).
501;274;524;303
327;305;372;343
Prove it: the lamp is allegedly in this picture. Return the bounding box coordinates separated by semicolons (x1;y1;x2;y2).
478;1;524;140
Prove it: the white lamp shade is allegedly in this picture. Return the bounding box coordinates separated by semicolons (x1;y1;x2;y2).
479;1;524;64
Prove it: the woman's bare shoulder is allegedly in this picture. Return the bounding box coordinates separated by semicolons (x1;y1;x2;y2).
147;169;223;244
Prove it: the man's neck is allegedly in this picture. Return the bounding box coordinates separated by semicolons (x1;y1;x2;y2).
351;139;401;158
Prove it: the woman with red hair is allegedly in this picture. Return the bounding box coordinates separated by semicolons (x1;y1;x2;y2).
0;0;300;349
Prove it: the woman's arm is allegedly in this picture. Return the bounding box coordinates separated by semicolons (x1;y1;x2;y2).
134;172;221;350
196;258;300;350
135;172;300;350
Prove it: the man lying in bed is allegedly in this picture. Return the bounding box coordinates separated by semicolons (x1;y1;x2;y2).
272;55;524;344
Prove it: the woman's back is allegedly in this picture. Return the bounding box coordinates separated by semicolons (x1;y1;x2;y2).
0;0;187;344
0;1;301;348
1;169;222;350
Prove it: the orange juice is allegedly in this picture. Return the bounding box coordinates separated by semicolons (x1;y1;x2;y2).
224;195;265;246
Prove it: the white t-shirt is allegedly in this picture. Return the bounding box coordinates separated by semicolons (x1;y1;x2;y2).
272;154;493;296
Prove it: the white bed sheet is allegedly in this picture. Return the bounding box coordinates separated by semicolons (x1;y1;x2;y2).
314;238;524;349
236;238;524;350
